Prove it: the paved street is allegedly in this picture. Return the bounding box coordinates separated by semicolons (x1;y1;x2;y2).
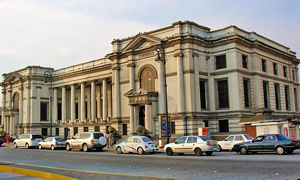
1;147;300;179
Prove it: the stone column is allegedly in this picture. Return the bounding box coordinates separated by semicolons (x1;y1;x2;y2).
70;84;75;122
130;105;135;134
158;60;166;114
80;82;85;122
128;63;136;90
26;85;30;124
193;53;201;112
91;81;96;122
145;104;150;131
53;88;58;124
8;85;12;107
102;79;107;121
3;116;6;133
62;86;66;123
2;87;6;130
175;52;185;113
113;65;121;118
19;86;23;124
9;117;13;135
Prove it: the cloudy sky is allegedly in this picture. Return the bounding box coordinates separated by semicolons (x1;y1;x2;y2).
0;0;300;103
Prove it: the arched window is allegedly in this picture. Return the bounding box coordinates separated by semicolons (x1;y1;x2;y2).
13;93;19;109
140;67;155;91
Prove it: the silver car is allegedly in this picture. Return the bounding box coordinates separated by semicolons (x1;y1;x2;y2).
164;136;218;156
115;136;158;155
13;134;44;149
38;137;66;150
65;132;107;152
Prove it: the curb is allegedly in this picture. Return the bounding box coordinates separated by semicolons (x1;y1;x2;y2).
0;163;75;180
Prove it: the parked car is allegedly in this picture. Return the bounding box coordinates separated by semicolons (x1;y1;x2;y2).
38;137;66;150
164;136;218;156
13;134;44;149
115;136;158;155
232;134;300;155
65;132;107;152
217;134;253;151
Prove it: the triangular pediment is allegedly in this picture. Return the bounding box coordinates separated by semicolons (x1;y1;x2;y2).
3;72;22;83
122;34;161;52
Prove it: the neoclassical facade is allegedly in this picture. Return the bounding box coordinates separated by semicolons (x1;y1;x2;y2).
1;21;300;139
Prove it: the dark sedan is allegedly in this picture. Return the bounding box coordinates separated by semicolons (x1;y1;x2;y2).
232;134;300;155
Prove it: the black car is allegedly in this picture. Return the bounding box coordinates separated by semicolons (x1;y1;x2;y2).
232;134;300;155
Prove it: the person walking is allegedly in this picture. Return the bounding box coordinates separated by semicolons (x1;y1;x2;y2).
5;133;11;144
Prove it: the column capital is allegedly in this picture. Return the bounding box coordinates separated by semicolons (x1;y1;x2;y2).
174;52;184;58
127;62;136;68
112;64;120;70
192;53;199;57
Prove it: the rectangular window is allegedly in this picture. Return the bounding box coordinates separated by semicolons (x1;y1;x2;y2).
292;70;295;81
95;126;100;132
55;128;59;136
219;120;229;132
85;101;88;119
243;79;250;108
75;102;79;119
122;124;127;135
274;83;281;110
171;122;176;134
57;103;62;120
283;66;287;78
294;88;298;111
203;120;209;127
40;102;48;121
217;80;229;109
41;128;48;136
273;63;278;75
215;55;226;69
262;59;267;72
263;81;270;109
73;127;78;135
242;55;248;69
285;85;290;110
200;80;207;109
84;127;89;132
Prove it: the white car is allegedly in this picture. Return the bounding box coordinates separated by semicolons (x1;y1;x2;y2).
164;136;218;156
115;136;158;155
217;134;253;151
14;134;44;149
38;137;66;150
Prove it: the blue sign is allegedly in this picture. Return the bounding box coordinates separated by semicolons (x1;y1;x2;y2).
161;116;170;137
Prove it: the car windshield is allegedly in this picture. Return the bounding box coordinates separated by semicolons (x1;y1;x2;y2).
32;135;43;139
142;137;151;142
277;134;291;140
93;133;104;139
244;134;253;140
55;138;65;142
198;136;210;141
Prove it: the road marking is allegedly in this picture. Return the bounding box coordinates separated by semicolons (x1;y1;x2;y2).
14;162;181;179
0;165;75;180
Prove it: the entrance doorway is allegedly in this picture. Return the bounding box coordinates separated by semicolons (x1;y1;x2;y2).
139;106;145;126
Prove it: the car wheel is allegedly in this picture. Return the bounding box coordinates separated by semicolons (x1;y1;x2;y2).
194;148;203;156
276;146;285;155
137;147;144;155
14;143;18;148
239;147;248;155
25;143;29;149
217;145;222;152
166;148;173;156
116;147;122;154
51;145;55;151
286;149;294;154
38;145;42;150
206;151;213;156
66;143;71;151
82;144;89;152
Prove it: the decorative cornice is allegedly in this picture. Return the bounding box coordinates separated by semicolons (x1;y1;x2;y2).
192;53;199;57
112;65;120;70
174;52;184;58
127;62;136;68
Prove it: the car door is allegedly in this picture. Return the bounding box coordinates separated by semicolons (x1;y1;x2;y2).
263;135;277;151
16;135;23;146
133;138;142;152
223;136;234;150
185;137;198;153
232;136;244;150
173;136;187;153
125;138;134;152
248;136;265;151
72;133;80;148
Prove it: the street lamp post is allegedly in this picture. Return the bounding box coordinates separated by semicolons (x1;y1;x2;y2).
44;71;53;137
156;44;170;144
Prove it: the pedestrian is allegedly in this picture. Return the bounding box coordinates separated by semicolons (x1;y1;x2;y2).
5;133;11;144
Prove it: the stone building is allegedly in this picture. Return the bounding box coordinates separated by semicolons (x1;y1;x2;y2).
1;21;300;140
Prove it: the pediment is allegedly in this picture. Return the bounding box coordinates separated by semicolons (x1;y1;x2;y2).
3;72;22;83
122;34;161;53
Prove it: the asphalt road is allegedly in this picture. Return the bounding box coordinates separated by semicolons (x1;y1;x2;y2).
1;147;300;180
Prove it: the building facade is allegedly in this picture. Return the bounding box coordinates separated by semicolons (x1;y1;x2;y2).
1;21;300;140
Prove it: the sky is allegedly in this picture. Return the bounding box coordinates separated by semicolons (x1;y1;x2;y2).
0;0;300;104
